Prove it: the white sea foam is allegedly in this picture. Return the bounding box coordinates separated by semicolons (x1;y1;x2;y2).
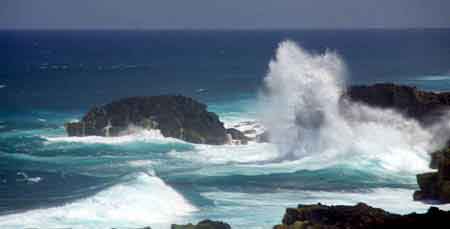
170;142;278;165
201;188;450;218
0;84;6;89
0;173;197;229
225;120;266;139
44;129;180;145
194;188;450;228
259;41;448;174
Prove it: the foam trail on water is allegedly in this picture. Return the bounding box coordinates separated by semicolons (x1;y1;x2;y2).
260;41;439;174
44;129;180;145
0;173;197;229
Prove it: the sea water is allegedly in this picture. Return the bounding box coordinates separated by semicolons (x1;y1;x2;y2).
1;30;450;229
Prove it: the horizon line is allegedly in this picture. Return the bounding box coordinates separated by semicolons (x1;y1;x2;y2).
1;26;450;31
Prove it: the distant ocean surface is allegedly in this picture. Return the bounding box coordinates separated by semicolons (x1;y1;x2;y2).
1;30;450;229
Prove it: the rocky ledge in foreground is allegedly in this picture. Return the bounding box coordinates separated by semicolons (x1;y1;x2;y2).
171;220;231;229
347;83;450;124
65;95;248;145
414;146;450;203
274;202;450;229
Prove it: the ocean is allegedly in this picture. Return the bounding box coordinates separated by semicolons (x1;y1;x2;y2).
1;29;450;228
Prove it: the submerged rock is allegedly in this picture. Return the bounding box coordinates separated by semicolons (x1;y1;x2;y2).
346;83;450;123
274;202;450;229
171;219;231;229
65;95;246;145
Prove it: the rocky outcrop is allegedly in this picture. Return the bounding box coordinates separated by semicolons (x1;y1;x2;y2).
65;95;246;145
414;147;450;203
274;202;450;229
346;83;450;123
171;220;231;229
226;128;249;144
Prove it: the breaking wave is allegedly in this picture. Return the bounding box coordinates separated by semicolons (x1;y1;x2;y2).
259;41;447;174
0;172;197;229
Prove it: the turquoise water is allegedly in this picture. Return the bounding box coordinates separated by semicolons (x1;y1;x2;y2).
1;30;450;228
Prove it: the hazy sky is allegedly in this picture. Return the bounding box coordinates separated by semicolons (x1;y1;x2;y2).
1;0;449;29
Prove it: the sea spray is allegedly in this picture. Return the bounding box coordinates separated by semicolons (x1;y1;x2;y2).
260;41;437;173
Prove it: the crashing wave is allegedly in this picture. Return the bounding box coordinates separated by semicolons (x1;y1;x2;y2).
259;41;447;174
0;172;197;229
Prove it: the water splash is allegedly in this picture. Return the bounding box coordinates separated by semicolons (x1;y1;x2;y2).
260;41;438;174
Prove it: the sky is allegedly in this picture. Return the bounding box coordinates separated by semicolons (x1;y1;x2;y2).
1;0;449;29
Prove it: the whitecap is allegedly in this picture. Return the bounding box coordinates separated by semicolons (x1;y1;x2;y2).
0;173;197;229
44;129;181;145
0;84;6;89
170;142;279;166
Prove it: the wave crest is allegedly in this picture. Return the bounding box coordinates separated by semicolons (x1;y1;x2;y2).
0;172;197;229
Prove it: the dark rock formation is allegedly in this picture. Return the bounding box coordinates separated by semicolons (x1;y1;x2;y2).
274;202;450;229
171;220;231;229
346;83;450;123
226;128;249;144
414;147;450;203
65;95;246;145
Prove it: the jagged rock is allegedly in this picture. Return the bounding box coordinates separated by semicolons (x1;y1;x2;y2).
274;202;450;229
65;95;246;145
346;83;450;123
171;219;231;229
414;146;450;203
226;128;249;144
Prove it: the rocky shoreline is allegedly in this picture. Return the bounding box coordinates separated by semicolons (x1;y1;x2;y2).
274;202;450;229
149;202;450;229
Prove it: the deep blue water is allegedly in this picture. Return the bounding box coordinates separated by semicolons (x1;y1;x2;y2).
1;30;450;229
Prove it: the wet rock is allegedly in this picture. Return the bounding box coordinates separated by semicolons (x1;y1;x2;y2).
171;219;231;229
415;147;450;203
226;128;249;144
274;202;450;229
346;83;450;124
65;95;246;145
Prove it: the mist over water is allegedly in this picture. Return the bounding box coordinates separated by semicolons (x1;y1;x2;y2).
260;41;443;174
